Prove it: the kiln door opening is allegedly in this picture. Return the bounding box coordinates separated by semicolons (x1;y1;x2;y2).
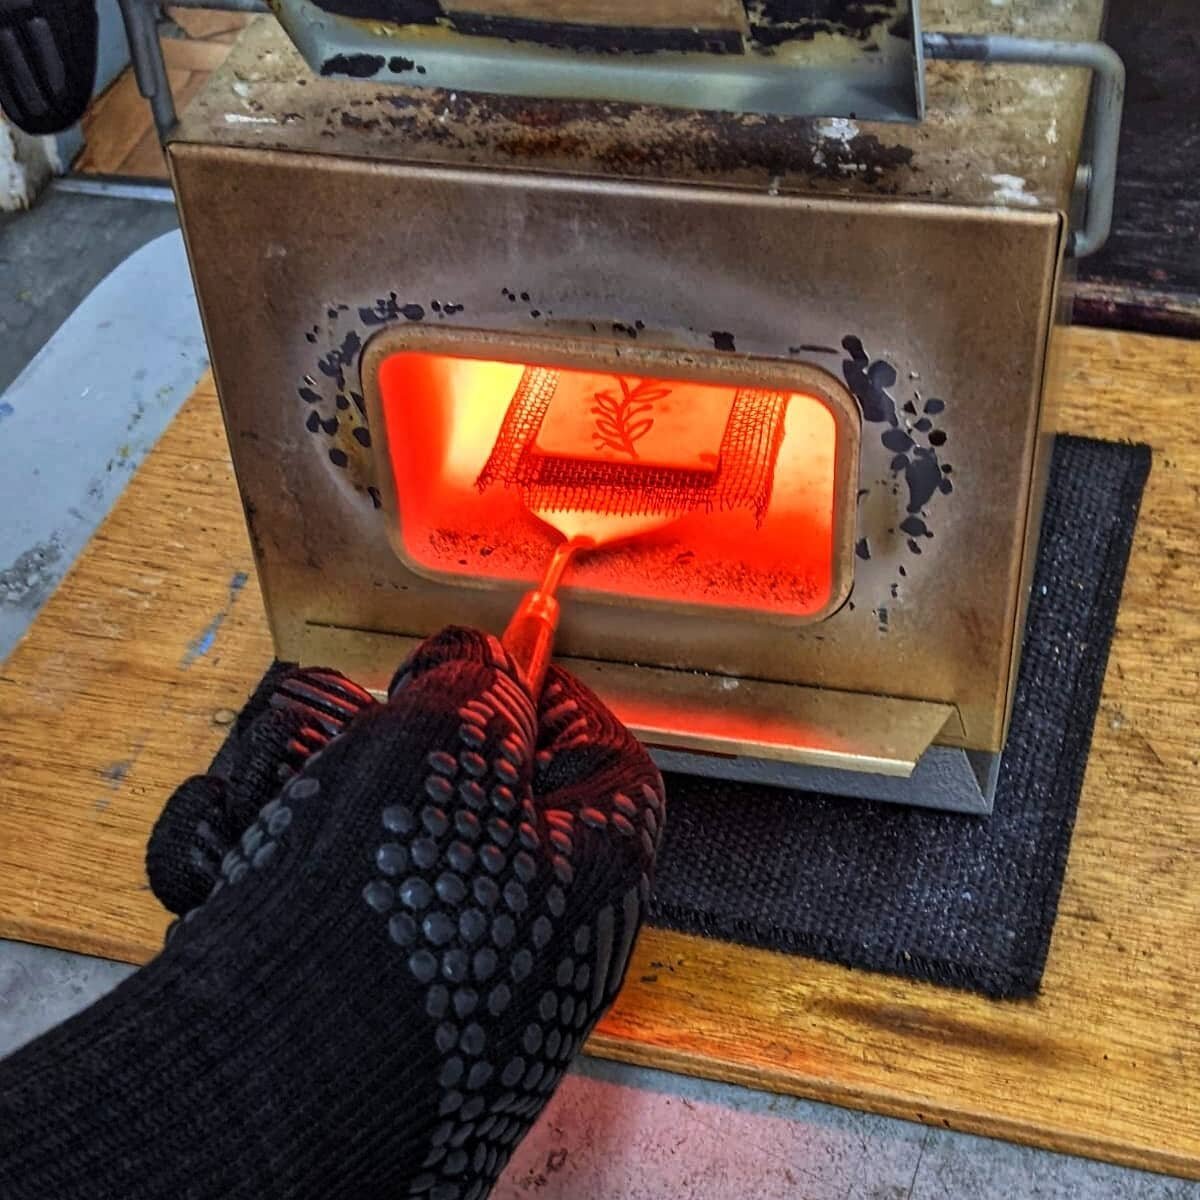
374;348;857;620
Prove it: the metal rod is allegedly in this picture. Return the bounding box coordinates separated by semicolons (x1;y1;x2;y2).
922;33;1125;257
116;0;175;141
500;536;592;699
52;176;176;203
538;535;593;596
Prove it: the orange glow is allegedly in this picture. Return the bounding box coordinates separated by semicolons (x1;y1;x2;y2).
378;352;842;617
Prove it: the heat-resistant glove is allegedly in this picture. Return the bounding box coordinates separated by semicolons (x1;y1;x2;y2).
0;627;664;1200
0;0;98;135
145;663;377;920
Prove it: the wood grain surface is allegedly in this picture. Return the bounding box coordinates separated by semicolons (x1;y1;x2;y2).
0;328;1196;1177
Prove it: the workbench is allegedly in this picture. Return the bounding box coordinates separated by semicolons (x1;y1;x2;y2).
0;325;1196;1180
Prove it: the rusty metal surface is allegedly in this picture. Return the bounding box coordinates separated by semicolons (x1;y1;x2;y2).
174;1;1099;212
169;142;1062;753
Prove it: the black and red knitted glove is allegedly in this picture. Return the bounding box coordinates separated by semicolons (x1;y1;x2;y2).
0;627;664;1200
144;662;378;920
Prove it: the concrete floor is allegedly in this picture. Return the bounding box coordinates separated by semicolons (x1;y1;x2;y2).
0;183;178;395
0;186;1196;1200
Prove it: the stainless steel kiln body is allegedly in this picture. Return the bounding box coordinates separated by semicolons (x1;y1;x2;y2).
170;144;1064;813
168;9;1100;812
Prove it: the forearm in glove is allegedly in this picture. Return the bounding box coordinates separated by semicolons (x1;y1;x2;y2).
0;627;664;1200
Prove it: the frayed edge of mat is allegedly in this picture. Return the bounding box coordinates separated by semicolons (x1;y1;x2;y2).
1002;439;1153;996
646;902;1030;1000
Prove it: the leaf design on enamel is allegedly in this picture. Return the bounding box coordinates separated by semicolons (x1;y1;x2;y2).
590;376;671;459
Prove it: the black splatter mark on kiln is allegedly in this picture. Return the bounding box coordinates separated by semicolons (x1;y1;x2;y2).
840;334;956;594
296;292;462;500
360;294;426;325
842;336;897;426
317;330;362;390
321;54;385;79
904;451;947;514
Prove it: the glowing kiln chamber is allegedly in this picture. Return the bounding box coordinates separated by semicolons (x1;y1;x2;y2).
374;350;856;620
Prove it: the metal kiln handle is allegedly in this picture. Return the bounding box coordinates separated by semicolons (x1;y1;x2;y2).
922;34;1126;257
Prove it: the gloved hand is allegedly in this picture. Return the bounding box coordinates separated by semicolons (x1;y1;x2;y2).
145;659;379;921
0;627;664;1200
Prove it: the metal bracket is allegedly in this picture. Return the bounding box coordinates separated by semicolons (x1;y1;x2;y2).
650;744;1002;815
922;33;1125;258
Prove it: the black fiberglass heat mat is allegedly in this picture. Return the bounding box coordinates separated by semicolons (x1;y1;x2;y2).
647;435;1151;998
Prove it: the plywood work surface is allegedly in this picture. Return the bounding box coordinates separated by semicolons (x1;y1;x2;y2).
0;329;1197;1177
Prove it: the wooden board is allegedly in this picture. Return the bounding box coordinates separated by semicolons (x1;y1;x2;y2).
0;328;1197;1178
166;7;253;40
